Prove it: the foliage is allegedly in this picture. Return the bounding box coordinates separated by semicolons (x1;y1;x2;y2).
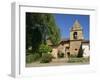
26;53;40;63
77;44;83;57
38;44;52;55
26;13;61;52
26;54;34;63
46;14;61;45
26;49;33;54
32;53;41;61
40;53;53;63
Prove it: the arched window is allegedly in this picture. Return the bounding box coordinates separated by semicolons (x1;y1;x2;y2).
73;32;77;39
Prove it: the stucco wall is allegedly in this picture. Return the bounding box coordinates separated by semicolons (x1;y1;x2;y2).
70;40;82;55
82;44;90;57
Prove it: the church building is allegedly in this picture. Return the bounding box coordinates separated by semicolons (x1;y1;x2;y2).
47;20;90;58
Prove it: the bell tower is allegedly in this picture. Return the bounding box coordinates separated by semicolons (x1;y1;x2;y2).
70;20;84;56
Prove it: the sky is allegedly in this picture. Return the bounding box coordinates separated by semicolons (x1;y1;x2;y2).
53;14;90;40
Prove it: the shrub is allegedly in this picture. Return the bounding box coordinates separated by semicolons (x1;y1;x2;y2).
26;53;40;63
26;54;34;63
32;53;41;61
40;53;53;63
38;44;52;54
26;49;33;53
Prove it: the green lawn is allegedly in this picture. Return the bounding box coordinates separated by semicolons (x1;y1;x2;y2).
67;57;90;63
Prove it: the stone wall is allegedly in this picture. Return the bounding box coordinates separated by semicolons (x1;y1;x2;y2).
51;43;69;58
51;48;58;58
70;40;82;56
82;44;90;57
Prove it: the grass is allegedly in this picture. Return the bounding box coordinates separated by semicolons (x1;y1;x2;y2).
26;51;90;64
26;53;41;63
26;53;53;63
67;57;90;63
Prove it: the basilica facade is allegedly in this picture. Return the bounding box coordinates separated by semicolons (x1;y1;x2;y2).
48;20;90;58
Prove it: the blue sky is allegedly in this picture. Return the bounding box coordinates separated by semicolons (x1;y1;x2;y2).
53;14;90;40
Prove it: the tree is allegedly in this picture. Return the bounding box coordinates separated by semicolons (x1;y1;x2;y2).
45;14;61;45
26;13;61;53
38;44;52;55
77;43;83;57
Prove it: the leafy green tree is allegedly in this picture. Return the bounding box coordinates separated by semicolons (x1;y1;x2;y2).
38;44;52;55
26;13;61;53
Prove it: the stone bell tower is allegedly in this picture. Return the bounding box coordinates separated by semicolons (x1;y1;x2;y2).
70;20;84;56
